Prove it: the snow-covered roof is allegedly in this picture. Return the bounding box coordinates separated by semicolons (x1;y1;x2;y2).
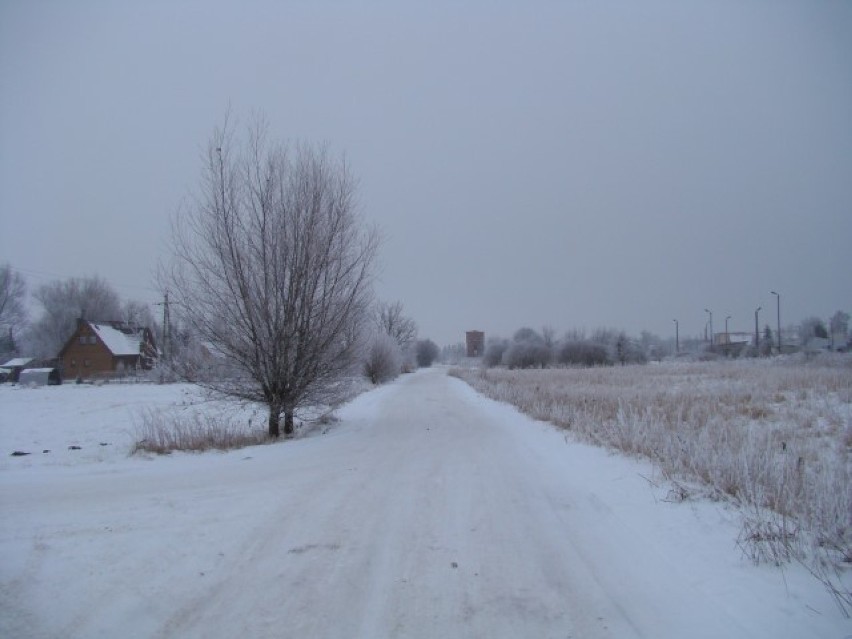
89;323;143;356
2;357;33;367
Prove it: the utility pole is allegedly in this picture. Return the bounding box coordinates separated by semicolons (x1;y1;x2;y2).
754;306;761;350
673;318;679;354
155;292;171;363
705;308;713;347
771;291;781;352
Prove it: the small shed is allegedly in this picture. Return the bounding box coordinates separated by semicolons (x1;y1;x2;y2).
18;367;62;386
0;357;34;382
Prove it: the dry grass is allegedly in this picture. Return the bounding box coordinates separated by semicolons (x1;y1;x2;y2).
131;408;271;454
451;354;852;614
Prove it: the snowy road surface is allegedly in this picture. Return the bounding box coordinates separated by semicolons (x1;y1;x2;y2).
1;369;847;638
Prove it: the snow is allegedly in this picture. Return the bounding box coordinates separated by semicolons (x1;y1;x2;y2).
89;322;143;356
1;369;849;637
1;357;32;367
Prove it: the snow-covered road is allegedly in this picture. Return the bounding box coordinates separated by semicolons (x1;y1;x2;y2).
1;369;847;638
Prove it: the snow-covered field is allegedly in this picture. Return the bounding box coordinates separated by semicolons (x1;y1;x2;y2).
1;369;850;637
0;382;267;470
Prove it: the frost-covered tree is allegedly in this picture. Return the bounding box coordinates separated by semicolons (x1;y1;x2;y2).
639;330;666;361
541;325;556;349
374;300;417;372
799;316;828;345
440;342;466;365
557;341;610;367
482;337;509;368
166;117;378;437
375;301;417;350
24;276;122;357
760;325;774;356
415;338;439;368
0;264;26;354
121;299;157;332
503;327;551;369
830;311;849;348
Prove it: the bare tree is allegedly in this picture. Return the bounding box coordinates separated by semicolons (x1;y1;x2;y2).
375;300;417;350
167;118;379;437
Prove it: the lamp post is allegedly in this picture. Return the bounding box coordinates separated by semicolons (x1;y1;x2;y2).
725;315;731;344
771;291;781;351
673;319;679;354
705;308;713;347
755;306;761;349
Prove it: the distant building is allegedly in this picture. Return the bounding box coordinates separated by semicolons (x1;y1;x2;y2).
715;332;752;346
466;330;484;357
58;319;158;380
715;331;752;357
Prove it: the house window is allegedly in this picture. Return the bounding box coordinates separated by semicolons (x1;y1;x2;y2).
79;336;87;345
89;336;97;345
71;359;76;367
84;359;91;367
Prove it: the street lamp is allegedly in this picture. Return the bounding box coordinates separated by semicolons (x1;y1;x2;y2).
673;319;679;354
725;315;731;344
771;291;781;351
755;306;761;349
705;309;713;346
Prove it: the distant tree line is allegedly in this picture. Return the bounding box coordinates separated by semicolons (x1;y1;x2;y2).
483;326;649;369
479;315;852;371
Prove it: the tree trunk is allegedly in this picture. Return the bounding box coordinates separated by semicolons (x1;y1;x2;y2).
284;410;294;437
268;408;281;438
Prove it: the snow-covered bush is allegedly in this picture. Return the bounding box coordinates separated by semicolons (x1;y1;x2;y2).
363;333;402;384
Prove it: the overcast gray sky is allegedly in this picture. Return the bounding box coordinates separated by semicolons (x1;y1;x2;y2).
2;1;850;346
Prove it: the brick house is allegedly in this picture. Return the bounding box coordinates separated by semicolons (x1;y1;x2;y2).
466;330;485;357
58;319;158;380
